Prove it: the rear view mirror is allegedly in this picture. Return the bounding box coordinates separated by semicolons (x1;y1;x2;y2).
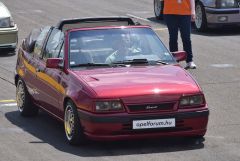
46;58;63;69
172;51;187;62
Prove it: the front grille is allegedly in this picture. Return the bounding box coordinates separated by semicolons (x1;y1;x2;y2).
127;102;175;113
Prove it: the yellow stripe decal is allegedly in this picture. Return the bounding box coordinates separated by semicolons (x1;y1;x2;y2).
37;72;65;94
18;68;24;77
19;58;65;94
23;59;36;74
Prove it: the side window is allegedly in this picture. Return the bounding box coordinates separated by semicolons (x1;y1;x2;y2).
33;26;51;57
44;28;64;59
58;43;65;67
58;43;64;58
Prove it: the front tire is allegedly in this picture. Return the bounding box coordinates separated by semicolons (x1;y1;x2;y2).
64;100;86;145
154;0;164;20
16;79;38;117
195;2;208;32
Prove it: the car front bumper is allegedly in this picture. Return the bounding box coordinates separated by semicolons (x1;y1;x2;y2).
0;24;18;49
78;109;209;141
205;7;240;26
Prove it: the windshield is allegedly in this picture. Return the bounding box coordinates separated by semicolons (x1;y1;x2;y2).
68;27;175;68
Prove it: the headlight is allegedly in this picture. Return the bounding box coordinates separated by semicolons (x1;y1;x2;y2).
10;17;15;27
95;101;124;112
0;17;15;28
216;0;238;8
179;94;205;108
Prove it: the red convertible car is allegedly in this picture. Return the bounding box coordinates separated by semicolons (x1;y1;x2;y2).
15;17;209;145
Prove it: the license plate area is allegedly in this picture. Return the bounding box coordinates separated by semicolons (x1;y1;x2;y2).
132;118;175;129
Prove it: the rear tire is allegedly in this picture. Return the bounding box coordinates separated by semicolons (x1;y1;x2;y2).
16;79;38;117
154;0;164;20
64;100;86;145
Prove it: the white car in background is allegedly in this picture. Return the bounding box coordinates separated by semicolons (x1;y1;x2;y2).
154;0;240;31
0;1;18;52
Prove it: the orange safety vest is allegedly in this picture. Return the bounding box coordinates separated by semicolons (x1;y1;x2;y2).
163;0;191;15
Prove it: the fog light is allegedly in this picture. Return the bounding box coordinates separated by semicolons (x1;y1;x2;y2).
218;16;228;22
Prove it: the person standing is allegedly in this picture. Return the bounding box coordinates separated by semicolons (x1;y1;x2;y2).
163;0;196;69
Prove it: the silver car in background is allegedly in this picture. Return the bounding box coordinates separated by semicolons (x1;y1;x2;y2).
0;1;18;51
154;0;240;31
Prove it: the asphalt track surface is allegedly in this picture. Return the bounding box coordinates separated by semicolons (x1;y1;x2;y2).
0;0;240;161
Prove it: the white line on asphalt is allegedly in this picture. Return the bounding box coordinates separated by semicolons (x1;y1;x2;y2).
16;10;44;14
0;103;17;107
205;135;225;139
126;14;150;22
126;14;168;31
132;11;152;14
0;127;24;134
32;9;43;13
16;11;27;14
210;64;235;68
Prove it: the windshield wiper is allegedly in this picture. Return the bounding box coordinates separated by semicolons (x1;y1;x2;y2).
112;59;149;65
112;59;169;65
71;63;111;67
154;60;169;65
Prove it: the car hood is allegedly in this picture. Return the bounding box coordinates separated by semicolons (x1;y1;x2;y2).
0;2;11;18
72;65;200;98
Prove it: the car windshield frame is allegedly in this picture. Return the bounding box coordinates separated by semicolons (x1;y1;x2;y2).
66;26;176;69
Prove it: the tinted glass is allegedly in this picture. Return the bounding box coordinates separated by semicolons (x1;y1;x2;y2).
44;28;64;59
58;43;64;58
68;28;174;67
34;26;51;57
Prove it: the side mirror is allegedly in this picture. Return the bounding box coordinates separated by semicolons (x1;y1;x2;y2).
172;51;187;62
21;39;27;51
28;40;36;53
46;58;63;69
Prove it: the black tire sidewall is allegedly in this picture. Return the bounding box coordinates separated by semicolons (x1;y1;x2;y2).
195;2;207;31
154;0;164;20
65;100;86;145
17;78;38;116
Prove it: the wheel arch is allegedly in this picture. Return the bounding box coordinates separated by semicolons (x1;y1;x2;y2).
63;97;73;111
15;74;19;87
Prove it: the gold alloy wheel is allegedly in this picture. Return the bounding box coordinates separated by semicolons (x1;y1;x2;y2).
16;81;25;112
64;104;75;141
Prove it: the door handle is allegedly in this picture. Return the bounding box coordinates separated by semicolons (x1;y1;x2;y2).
36;68;45;73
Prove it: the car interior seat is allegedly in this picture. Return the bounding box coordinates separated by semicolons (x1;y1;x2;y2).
69;51;93;66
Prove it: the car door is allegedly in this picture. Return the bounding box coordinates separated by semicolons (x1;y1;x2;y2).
35;28;65;117
21;26;51;105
